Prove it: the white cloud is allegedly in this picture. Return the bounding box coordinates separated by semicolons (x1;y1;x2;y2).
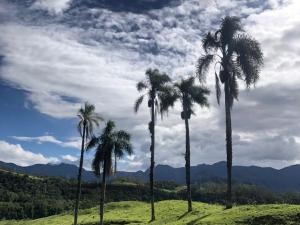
32;0;72;14
0;140;59;166
1;0;300;171
11;135;81;149
62;154;78;162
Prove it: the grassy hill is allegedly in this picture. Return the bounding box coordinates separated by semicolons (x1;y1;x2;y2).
1;200;300;225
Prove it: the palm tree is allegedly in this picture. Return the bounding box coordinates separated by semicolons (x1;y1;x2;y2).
196;16;263;208
160;76;209;212
87;120;133;225
134;68;173;221
74;102;103;225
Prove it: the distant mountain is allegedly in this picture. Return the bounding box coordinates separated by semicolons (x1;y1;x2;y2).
1;161;300;192
0;161;96;181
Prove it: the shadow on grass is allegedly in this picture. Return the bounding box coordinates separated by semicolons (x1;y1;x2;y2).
177;211;190;220
80;220;142;225
186;214;211;225
244;213;300;225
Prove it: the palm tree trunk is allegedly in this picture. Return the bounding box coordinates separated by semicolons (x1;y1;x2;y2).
224;80;233;209
74;123;86;225
150;97;155;221
184;108;192;212
114;153;117;175
100;162;107;225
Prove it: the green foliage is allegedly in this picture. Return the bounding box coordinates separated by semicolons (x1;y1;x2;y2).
0;170;179;220
87;120;132;176
134;68;173;117
196;16;264;107
2;169;300;221
77;102;103;140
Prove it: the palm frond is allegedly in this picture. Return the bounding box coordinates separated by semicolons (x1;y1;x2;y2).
92;146;104;176
220;16;243;46
196;54;214;83
146;68;171;88
158;86;178;118
77;102;102;140
77;121;83;137
116;130;131;141
137;81;148;92
215;72;221;105
154;98;159;121
233;34;263;87
105;156;113;176
229;75;239;108
86;136;100;151
190;86;210;107
90;121;132;178
202;32;219;53
134;95;144;113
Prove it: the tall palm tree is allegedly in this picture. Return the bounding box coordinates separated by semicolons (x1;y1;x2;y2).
134;68;173;221
196;16;263;208
87;120;132;225
73;102;103;225
160;76;209;212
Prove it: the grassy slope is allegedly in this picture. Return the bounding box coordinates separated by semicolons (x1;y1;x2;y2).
1;200;300;225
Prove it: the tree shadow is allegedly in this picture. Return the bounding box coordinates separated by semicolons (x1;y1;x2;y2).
177;211;190;220
80;220;142;225
186;214;211;225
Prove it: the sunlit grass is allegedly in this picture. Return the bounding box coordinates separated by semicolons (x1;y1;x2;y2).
1;200;300;225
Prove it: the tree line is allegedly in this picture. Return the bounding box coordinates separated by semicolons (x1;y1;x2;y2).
70;16;264;225
3;169;300;220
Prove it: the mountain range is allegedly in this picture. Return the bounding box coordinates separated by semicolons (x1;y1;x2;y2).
1;161;300;192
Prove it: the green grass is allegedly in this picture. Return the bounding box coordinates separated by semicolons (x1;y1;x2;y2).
1;200;300;225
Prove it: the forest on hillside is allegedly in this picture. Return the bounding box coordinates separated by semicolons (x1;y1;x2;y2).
2;170;300;220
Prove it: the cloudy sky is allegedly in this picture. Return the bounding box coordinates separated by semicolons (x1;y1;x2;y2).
0;0;300;171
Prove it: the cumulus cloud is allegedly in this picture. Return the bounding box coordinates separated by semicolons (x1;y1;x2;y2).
11;135;81;149
32;0;72;14
0;140;59;166
62;154;78;162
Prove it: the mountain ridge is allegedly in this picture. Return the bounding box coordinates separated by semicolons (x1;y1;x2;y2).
1;160;300;192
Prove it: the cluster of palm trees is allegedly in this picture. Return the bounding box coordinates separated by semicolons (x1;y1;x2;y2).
135;16;263;220
72;16;263;225
73;103;133;225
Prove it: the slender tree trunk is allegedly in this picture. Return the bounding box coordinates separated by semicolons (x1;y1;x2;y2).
150;97;155;221
114;153;117;175
100;161;107;225
74;123;86;225
224;80;233;209
184;107;192;212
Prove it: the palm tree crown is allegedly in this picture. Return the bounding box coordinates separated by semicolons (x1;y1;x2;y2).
161;76;210;117
134;68;173;117
77;102;103;141
197;16;263;105
87;120;133;176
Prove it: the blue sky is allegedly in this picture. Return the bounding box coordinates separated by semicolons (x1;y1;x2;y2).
0;81;80;164
1;0;300;171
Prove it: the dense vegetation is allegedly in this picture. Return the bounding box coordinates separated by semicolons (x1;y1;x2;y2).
2;200;300;225
2;169;300;221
